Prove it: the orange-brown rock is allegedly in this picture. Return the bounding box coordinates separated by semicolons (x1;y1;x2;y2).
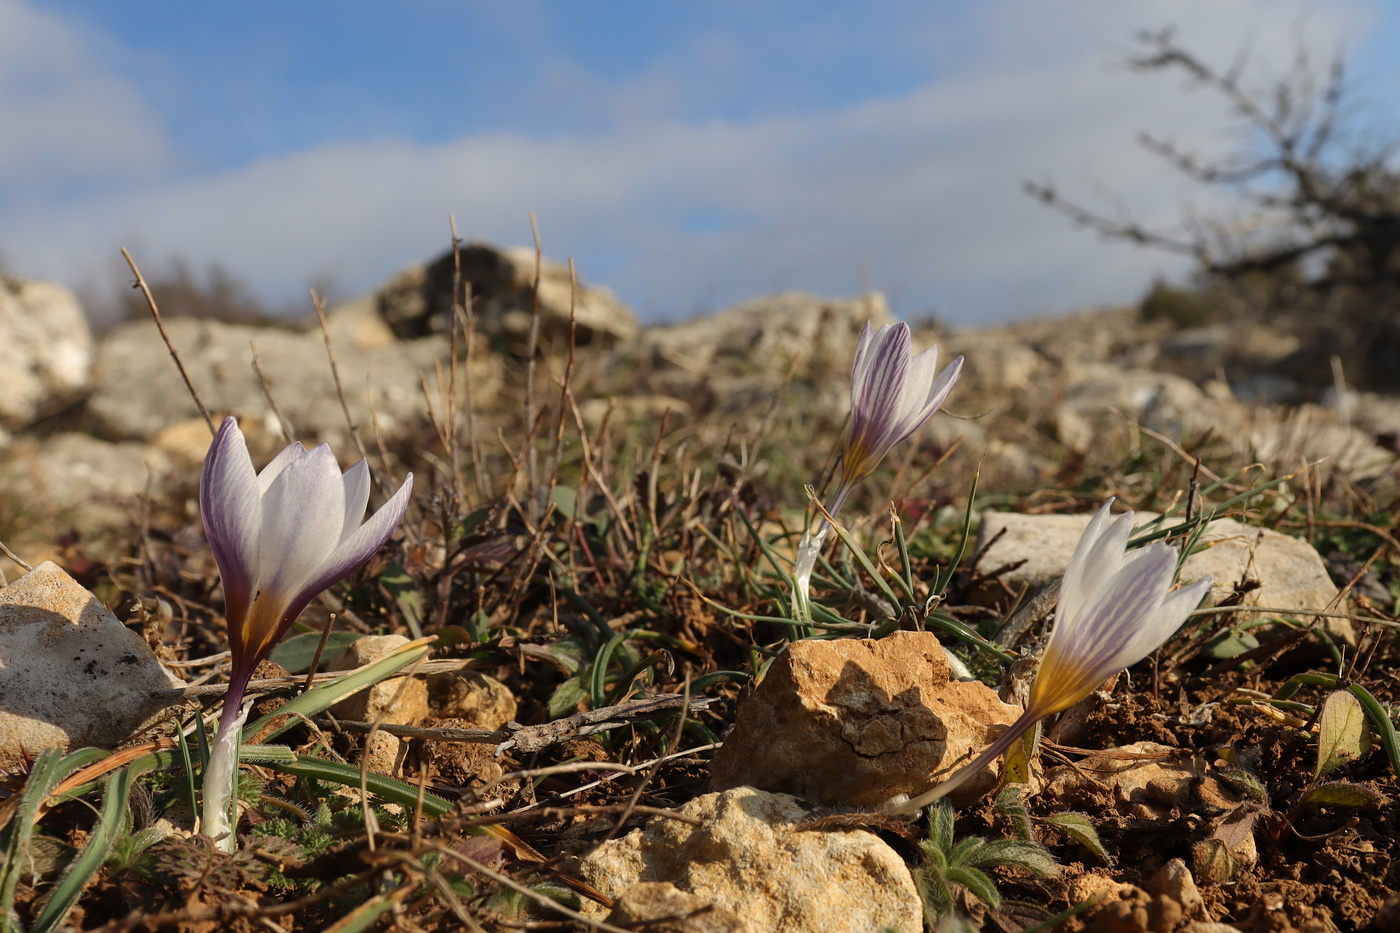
708;631;1021;807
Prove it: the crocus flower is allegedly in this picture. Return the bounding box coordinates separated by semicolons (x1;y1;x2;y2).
199;416;412;849
792;322;963;618
841;321;963;488
888;500;1212;814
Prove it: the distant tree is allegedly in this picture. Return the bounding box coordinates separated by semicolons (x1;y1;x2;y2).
1026;27;1400;386
121;258;272;325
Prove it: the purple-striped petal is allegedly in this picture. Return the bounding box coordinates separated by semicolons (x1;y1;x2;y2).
199;418;261;623
1030;502;1212;718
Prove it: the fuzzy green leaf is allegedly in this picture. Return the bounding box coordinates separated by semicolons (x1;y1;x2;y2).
1301;781;1386;809
1042;811;1113;866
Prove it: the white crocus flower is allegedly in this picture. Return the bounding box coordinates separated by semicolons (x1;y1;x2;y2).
793;321;962;618
199;416;412;850
888;500;1212;814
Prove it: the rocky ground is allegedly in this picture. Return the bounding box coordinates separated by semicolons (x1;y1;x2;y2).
0;245;1397;932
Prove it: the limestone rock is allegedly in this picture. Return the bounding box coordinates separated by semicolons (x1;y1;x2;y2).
708;631;1022;807
88;306;500;445
329;635;429;775
378;242;639;350
604;882;746;933
577;786;921;933
0;277;94;432
0;433;173;558
972;510;1353;643
637;291;895;380
0;562;180;768
427;671;517;729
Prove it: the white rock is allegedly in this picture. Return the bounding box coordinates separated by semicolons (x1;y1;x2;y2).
973;511;1354;643
329;635;429;775
577;786;922;933
0;277;94;431
89;309;500;445
637;291;895;377
0;562;180;768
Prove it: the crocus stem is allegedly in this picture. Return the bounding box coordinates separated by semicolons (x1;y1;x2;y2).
791;479;857;621
885;706;1043;816
202;671;254;853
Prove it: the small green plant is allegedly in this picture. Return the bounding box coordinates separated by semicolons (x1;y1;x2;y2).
914;800;1057;923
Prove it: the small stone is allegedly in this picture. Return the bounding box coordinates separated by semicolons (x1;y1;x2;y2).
605;882;746;933
709;631;1022;807
577;786;921;933
329;635;429;775
1149;858;1204;918
427;671;517;729
0;561;180;768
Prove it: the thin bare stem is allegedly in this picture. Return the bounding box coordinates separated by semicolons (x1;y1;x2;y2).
122;248;214;433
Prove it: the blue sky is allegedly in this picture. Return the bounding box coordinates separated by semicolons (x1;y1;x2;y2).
2;1;1395;325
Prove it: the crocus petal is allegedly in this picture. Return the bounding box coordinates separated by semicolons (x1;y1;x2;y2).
1053;501;1126;638
340;459;372;542
1029;503;1212;718
200;418;262;624
257;441;308;495
303;474;413;599
256;445;347;601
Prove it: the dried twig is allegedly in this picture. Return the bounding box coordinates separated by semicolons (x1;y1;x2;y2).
122;247;214;432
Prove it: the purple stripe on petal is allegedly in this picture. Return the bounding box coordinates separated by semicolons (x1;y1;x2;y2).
199;417;261;626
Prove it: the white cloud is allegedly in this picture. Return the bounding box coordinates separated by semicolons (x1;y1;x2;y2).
0;0;1383;325
0;0;170;203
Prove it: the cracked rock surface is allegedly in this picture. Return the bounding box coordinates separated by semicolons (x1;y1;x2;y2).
708;630;1021;807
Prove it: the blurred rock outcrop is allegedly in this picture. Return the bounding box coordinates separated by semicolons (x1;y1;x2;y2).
378;242;640;351
0;277;94;437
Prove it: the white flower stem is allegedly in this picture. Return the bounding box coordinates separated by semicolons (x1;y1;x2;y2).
202;701;249;853
791;479;856;621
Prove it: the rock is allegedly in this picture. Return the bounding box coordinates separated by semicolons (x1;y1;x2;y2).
972;510;1354;644
638;291;895;379
604;882;746;933
378;242;640;351
576;786;921;933
427;671;517;729
937;329;1047;393
1246;403;1396;481
1149;858;1204;919
1051;362;1240;454
0;433;173;558
1041;742;1206;819
329;635;430;775
0;561;180;768
0;276;94;432
88;307;501;445
708;631;1023;808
